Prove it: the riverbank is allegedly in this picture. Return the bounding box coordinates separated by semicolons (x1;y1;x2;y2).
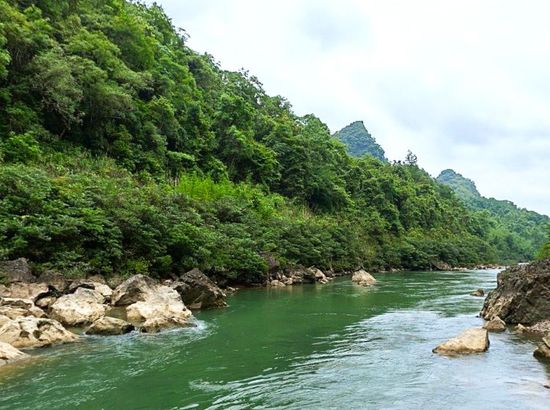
0;269;547;409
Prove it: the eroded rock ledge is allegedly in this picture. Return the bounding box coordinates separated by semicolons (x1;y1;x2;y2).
481;259;550;361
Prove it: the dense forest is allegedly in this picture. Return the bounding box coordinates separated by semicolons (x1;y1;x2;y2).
334;121;387;161
437;169;549;263
0;0;545;283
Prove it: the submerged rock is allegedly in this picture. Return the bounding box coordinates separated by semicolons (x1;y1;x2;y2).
483;316;506;332
172;269;227;309
0;341;28;367
533;335;550;361
471;289;484;297
0;317;78;348
50;288;106;326
433;328;489;355
481;260;550;324
351;270;377;286
86;317;134;336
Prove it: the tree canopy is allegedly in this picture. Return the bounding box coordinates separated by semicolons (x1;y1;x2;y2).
0;0;543;282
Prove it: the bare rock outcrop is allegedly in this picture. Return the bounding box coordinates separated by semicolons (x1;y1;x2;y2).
0;282;49;302
533;335;550;361
172;269;227;309
0;258;34;283
483;316;506;332
112;275;193;332
0;297;46;319
351;270;377;286
0;317;78;348
50;288;106;326
86;317;134;336
481;260;550;324
0;341;28;367
433;328;489;355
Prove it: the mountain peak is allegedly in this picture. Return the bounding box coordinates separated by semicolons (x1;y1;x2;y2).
437;169;480;198
334;121;387;161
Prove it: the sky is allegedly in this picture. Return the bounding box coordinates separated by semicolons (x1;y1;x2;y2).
153;0;550;216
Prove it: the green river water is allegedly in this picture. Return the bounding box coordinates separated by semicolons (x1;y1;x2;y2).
0;270;549;409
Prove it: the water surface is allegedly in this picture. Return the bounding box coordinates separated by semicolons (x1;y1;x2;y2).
0;270;548;409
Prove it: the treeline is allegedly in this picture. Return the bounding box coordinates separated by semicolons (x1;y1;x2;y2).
0;0;534;282
437;169;549;263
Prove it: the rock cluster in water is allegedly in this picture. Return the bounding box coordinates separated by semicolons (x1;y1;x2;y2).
481;259;550;361
0;259;229;369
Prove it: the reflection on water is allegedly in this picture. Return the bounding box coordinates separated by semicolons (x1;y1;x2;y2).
0;270;548;409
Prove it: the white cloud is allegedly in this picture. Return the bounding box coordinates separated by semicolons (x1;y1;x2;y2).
153;0;550;216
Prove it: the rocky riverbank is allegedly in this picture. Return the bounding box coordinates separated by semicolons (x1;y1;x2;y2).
481;259;550;360
1;258;376;369
0;258;229;368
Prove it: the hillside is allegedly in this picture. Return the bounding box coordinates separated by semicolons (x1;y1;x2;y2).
334;121;387;161
0;0;534;282
437;169;549;263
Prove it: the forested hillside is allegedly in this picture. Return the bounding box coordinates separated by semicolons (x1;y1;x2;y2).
437;169;549;263
334;121;387;161
0;0;537;283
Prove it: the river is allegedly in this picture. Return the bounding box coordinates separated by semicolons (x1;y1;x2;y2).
0;270;548;409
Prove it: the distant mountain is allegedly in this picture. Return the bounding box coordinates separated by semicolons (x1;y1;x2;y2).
437;169;550;263
437;169;480;200
334;121;387;161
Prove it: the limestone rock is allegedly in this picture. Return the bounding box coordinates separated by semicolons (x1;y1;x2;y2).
35;296;57;309
0;282;49;302
0;258;33;283
0;317;79;348
50;288;106;326
172;269;227;309
141;316;190;333
483;316;506;332
351;270;377;286
0;298;45;319
523;320;550;335
533;335;550;361
68;280;113;302
307;268;329;284
433;327;490;355
268;279;286;288
126;286;192;324
113;275;194;332
0;341;28;366
36;270;68;293
111;275;157;306
481;260;550;324
471;289;484;297
85;316;134;336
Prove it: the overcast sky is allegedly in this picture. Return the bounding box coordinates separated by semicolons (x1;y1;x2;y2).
154;0;549;216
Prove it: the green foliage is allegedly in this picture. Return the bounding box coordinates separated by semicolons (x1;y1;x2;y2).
334;121;387;161
537;226;550;260
437;169;549;263
0;0;540;282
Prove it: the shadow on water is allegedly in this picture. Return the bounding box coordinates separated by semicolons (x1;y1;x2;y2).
0;270;548;409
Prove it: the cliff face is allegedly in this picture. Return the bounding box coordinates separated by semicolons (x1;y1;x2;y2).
481;260;550;325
